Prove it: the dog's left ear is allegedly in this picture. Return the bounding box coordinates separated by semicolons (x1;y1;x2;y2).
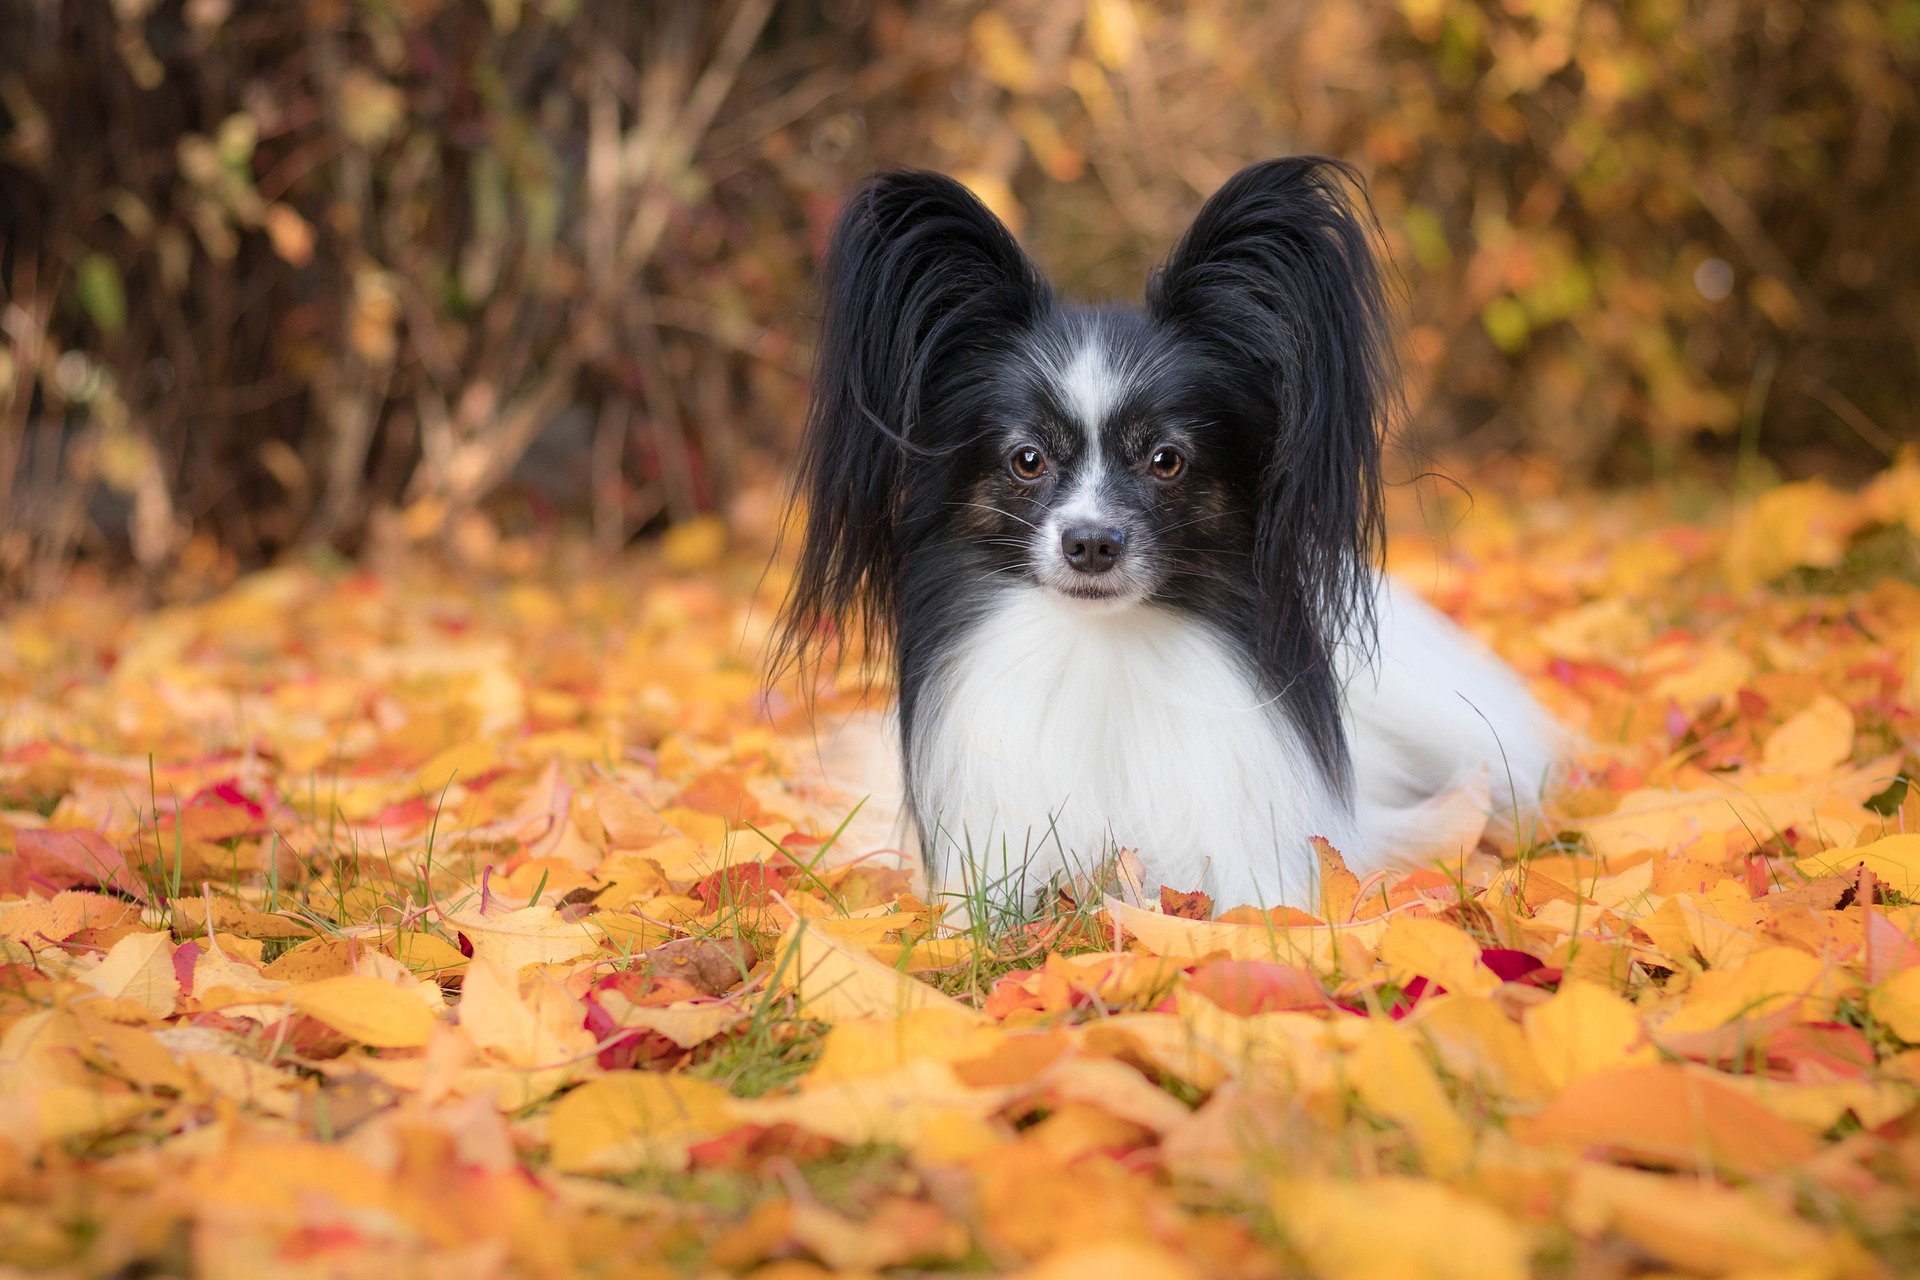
1148;157;1395;675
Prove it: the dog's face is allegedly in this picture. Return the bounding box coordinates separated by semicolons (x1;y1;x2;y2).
954;312;1251;609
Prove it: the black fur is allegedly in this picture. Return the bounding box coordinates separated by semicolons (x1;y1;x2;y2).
773;169;1050;683
1147;157;1396;783
776;158;1395;813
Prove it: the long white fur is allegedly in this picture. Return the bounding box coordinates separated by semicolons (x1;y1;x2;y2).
912;585;1357;909
901;577;1557;912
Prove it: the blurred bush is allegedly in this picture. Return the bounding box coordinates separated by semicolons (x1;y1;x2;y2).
0;0;1914;588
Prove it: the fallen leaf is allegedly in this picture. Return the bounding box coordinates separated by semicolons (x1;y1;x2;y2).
1378;914;1501;997
79;931;177;1018
12;828;147;900
1759;693;1854;776
1567;1162;1842;1274
1347;1018;1475;1175
1512;1062;1818;1177
1274;1176;1530;1280
289;974;439;1048
1798;832;1920;897
548;1072;738;1173
772;919;985;1023
1868;966;1920;1043
1523;980;1655;1088
446;903;601;972
456;959;595;1068
1314;836;1362;921
1106;895;1384;969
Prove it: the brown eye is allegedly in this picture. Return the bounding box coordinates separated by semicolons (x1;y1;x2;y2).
1149;446;1186;480
1009;446;1047;481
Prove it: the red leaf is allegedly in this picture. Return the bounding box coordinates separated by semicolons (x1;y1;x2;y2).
13;827;147;901
691;861;788;912
1478;948;1545;983
173;940;202;995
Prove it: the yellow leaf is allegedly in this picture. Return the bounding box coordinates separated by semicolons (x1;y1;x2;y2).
171;895;312;939
1567;1163;1838;1276
192;946;295;1021
0;1086;157;1146
80;931;177;1018
457;959;595;1069
772;920;986;1024
1413;994;1553;1102
1534;596;1652;665
1759;694;1854;776
1575;777;1879;863
289;974;438;1048
1650;646;1752;706
1378;914;1500;997
1673;890;1763;969
183;1052;299;1119
415;738;499;790
1869;967;1920;1043
382;929;470;975
1315;835;1362;921
1106;895;1384;969
1523;980;1654;1089
1722;480;1857;591
1658;947;1840;1035
589;992;747;1049
1799;832;1920;897
548;1072;738;1174
1347;1020;1475;1175
1274;1177;1530;1280
444;904;601;973
1711;1074;1916;1130
909;1108;1010;1165
809;1009;1005;1085
1046;1055;1192;1133
740;1058;1013;1146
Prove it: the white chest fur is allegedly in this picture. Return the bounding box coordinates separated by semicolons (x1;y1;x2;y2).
909;587;1355;911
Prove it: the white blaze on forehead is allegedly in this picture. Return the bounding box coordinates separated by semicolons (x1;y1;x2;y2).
1045;338;1129;519
1054;340;1125;442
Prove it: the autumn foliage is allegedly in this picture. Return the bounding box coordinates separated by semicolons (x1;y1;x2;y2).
0;458;1914;1275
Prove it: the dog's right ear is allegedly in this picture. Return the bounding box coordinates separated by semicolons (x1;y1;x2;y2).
775;170;1048;678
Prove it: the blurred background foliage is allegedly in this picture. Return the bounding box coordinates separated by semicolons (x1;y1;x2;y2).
0;0;1915;590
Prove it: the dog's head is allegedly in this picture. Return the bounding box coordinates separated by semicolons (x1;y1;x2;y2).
950;307;1239;610
777;159;1396;684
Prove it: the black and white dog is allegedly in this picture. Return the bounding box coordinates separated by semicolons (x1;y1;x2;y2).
777;158;1559;911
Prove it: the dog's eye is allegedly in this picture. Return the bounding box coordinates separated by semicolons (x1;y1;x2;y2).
1008;446;1048;481
1149;446;1186;480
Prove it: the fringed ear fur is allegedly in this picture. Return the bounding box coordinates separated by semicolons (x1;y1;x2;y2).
773;169;1049;682
1147;157;1397;772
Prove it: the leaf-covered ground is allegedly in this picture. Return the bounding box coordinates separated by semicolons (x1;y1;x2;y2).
3;464;1920;1279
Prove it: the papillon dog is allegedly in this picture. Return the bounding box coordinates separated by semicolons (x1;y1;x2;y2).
776;157;1560;912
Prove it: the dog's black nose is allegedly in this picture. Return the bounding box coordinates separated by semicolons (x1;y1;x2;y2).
1061;524;1126;574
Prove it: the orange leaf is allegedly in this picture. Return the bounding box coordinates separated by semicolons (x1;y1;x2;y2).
1512;1063;1818;1177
